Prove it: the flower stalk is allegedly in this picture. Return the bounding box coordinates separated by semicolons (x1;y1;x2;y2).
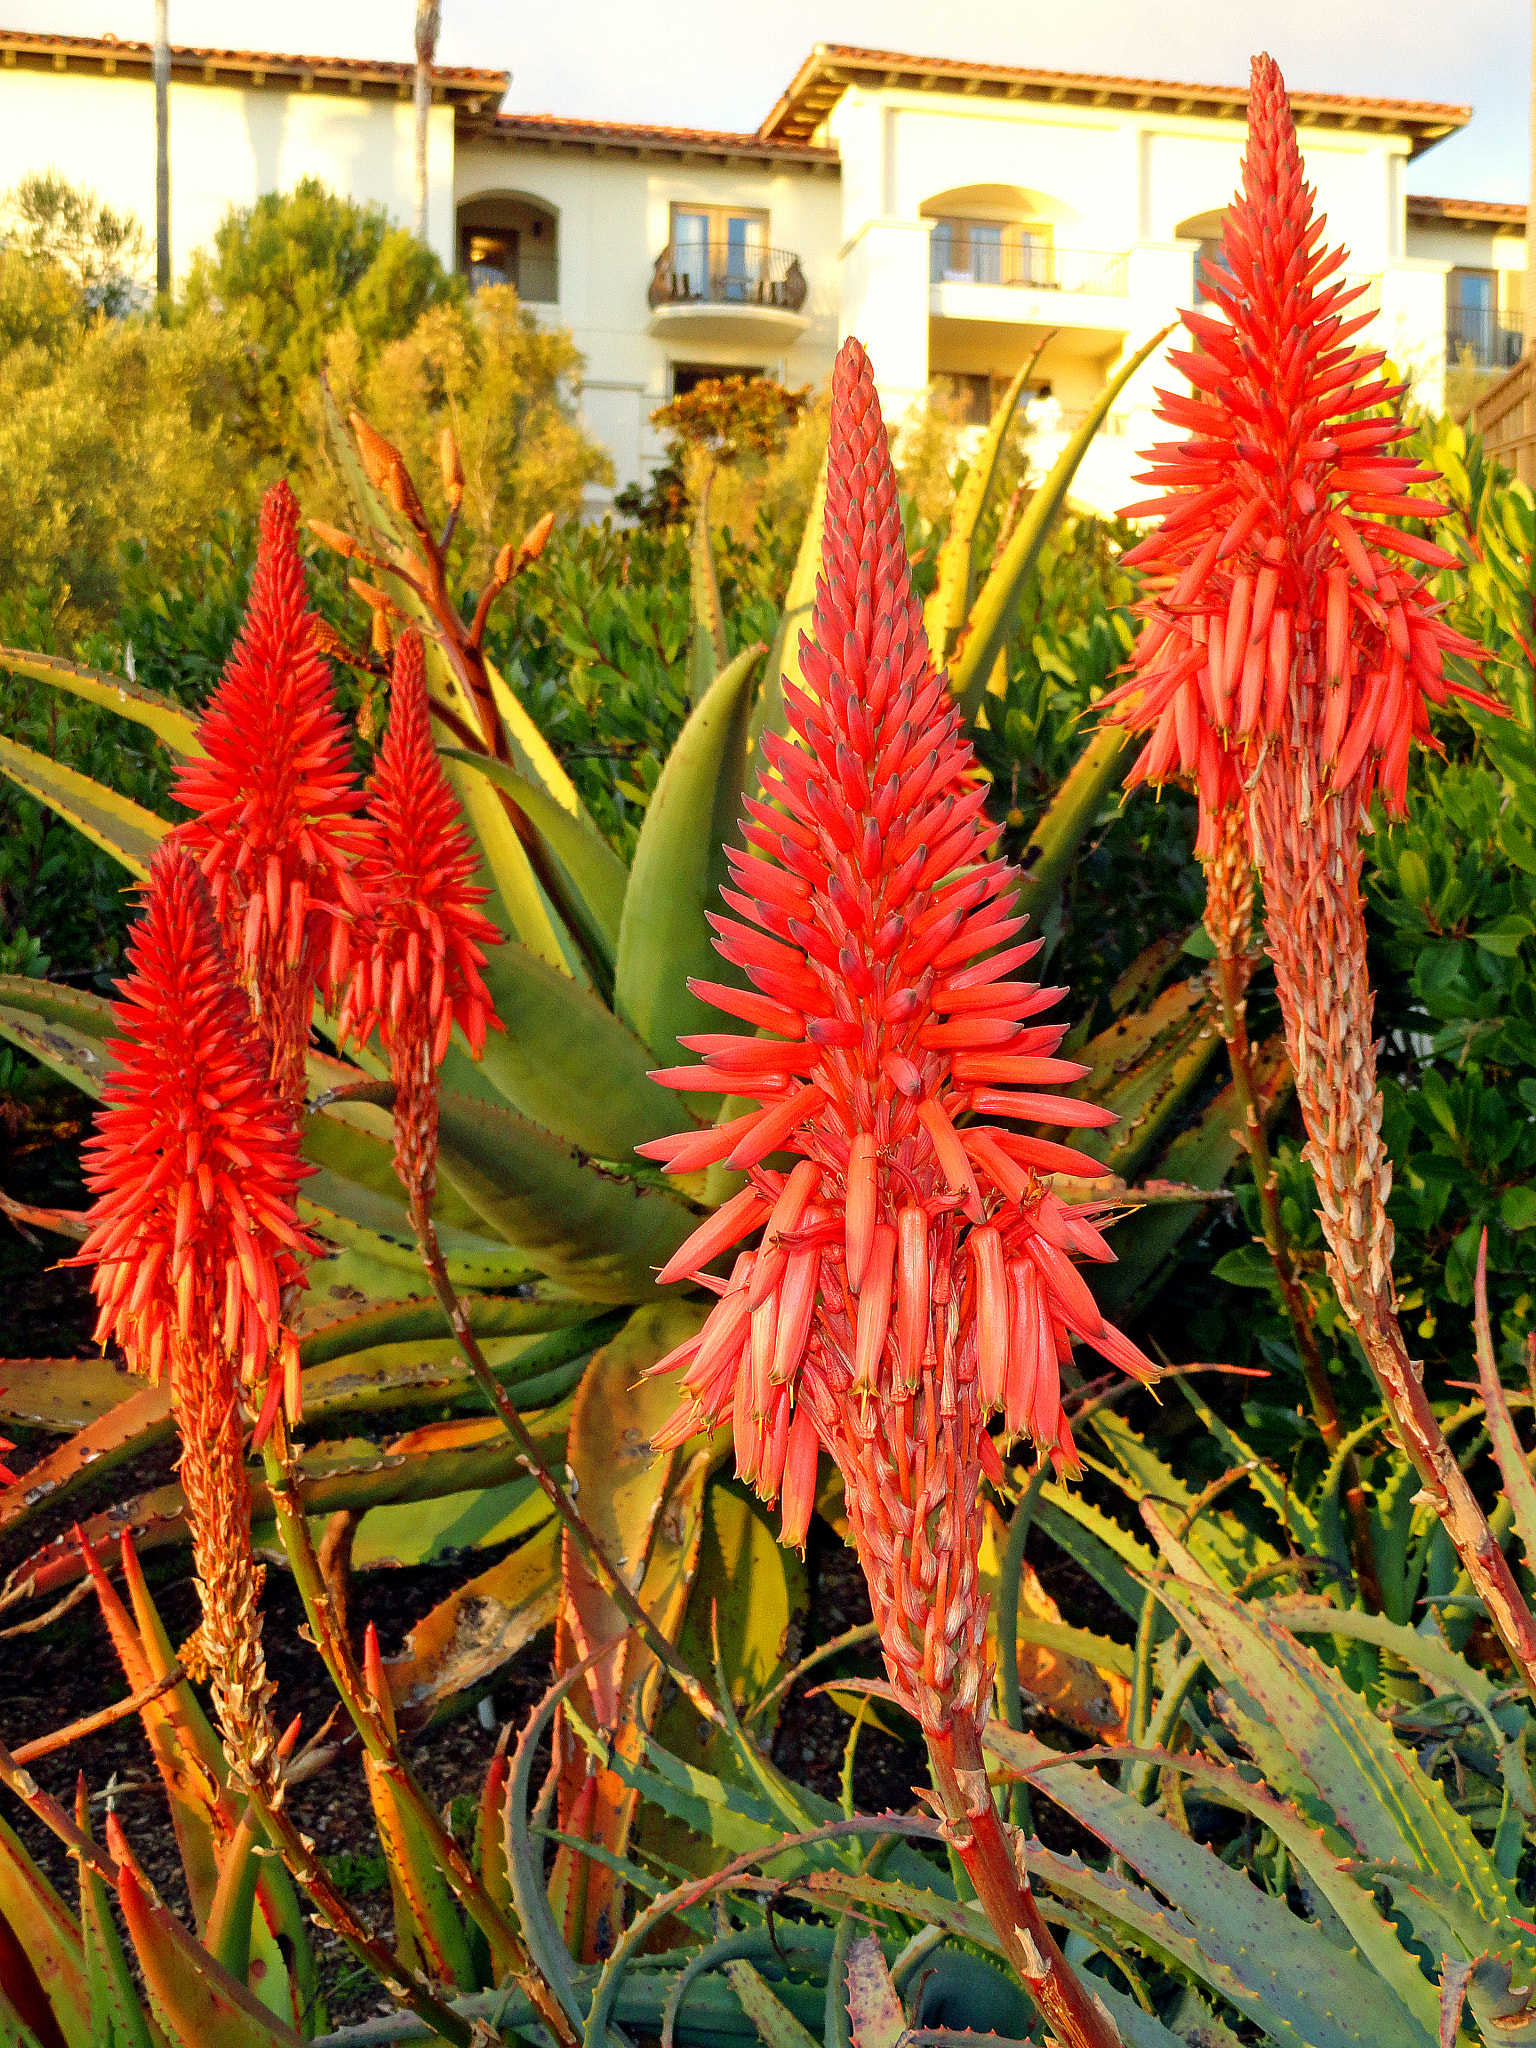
1107;54;1534;1688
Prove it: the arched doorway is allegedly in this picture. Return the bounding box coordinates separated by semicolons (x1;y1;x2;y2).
456;192;559;304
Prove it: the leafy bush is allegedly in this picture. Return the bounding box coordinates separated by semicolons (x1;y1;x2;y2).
183;178;466;466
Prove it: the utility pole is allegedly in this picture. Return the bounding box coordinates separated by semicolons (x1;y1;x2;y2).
414;1;441;247
154;0;170;301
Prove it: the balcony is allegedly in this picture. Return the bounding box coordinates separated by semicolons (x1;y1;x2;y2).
1448;303;1523;372
646;244;810;347
928;220;1132;341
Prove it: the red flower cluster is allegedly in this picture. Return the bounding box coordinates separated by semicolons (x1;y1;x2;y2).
173;480;371;1104
645;338;1154;1728
75;844;314;1397
338;629;502;1192
1105;54;1494;851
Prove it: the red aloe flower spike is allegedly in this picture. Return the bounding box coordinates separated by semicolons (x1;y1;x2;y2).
173;480;373;1110
339;627;503;1198
72;843;315;1780
1105;59;1494;851
1112;55;1536;1702
646;336;1157;1801
75;843;315;1399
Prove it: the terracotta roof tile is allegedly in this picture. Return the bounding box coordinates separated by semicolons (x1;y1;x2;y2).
1408;193;1526;225
759;43;1471;155
0;28;507;100
490;111;836;164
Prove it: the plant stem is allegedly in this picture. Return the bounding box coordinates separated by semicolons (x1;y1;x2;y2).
405;1188;722;1731
262;1419;579;2044
926;1716;1119;2048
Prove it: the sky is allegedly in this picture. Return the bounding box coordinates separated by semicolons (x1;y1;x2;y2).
15;0;1531;200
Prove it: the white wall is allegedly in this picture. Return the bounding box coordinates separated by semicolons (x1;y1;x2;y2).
0;69;457;276
455;139;843;499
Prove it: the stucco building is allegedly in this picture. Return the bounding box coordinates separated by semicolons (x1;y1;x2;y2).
0;29;1524;515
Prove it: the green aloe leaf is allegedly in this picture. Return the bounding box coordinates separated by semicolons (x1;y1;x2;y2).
78;1840;157;2048
0;1005;112;1099
690;480;729;705
1157;1580;1518;1923
116;1864;301;2048
754;458;827;751
439;749;627;968
0;978;112;1038
720;1960;820;2048
988;1726;1431;2048
0;1815;92;2048
949;323;1173;720
843;1935;905;2048
1091;1409;1273;1588
1032;1485;1154;1619
0;647;202;758
0;735;166;879
425;916;687;1156
435;1091;695;1302
615;640;763;1065
1071;978;1222;1177
923;346;1044;666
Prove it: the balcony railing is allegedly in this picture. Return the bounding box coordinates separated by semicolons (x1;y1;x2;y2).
929;223;1129;297
1448;304;1523;371
465;253;558;304
648;244;808;313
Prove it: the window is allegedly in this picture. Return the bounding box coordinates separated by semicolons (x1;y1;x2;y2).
670;362;766;398
456;198;557;302
1449;267;1520;369
667;204;769;301
929;218;1052;288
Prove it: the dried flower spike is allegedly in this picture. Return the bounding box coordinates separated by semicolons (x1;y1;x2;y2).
173;480;372;1108
339;627;503;1195
645;336;1155;1731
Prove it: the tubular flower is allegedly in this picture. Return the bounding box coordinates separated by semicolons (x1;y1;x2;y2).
645;337;1155;1735
76;843;315;1396
1104;58;1493;856
74;844;314;1783
338;628;503;1196
173;479;372;1109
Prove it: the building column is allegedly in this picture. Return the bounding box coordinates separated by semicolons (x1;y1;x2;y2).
1379;259;1452;415
839;217;933;437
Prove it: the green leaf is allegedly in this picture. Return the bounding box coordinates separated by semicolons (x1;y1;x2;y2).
721;1961;820;2048
615;640;763;1065
79;1839;156;2048
0;1813;93;2048
989;1726;1433;2048
1032;1485;1153;1619
439;749;628;969
1157;1581;1517;1922
0;734;166;879
754;458;826;752
116;1864;302;2047
0;1005;112;1098
949;323;1173;719
923;347;1043;664
446;926;687;1156
1501;1186;1536;1232
690;482;729;705
1474;1233;1536;1578
0;646;202;758
436;1091;696;1302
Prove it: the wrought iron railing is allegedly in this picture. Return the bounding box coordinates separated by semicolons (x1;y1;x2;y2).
1448;303;1523;371
928;223;1130;297
648;245;808;312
